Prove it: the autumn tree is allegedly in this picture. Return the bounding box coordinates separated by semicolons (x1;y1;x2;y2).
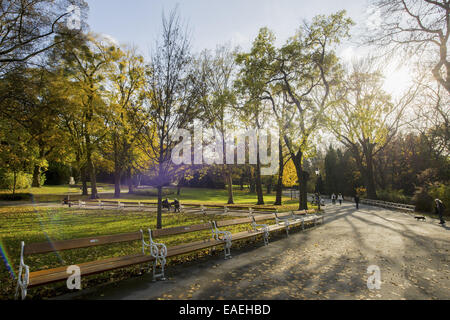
328;59;417;199
411;73;449;158
102;47;147;198
237;12;353;210
142;9;201;229
196;45;239;204
56;34;117;198
0;66;70;187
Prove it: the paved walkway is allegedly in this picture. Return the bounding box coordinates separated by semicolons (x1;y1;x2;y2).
59;201;450;300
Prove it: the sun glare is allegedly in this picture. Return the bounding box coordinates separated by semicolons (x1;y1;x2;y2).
382;65;414;98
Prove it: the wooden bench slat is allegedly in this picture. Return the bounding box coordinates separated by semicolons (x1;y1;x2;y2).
152;223;211;238
166;239;224;257
230;230;265;241
216;217;253;227
24;232;142;255
29;254;152;287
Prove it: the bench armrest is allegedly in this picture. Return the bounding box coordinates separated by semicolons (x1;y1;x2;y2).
210;221;232;259
210;221;232;242
249;214;268;232
15;241;29;300
140;229;168;258
275;212;291;226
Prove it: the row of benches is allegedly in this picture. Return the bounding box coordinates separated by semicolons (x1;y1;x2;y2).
360;199;415;212
73;200;158;211
15;209;322;299
70;200;273;213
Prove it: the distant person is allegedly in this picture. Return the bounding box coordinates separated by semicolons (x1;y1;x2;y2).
62;196;69;205
435;199;446;225
314;193;320;205
172;199;181;213
355;194;360;209
337;193;343;205
162;198;171;211
331;193;336;205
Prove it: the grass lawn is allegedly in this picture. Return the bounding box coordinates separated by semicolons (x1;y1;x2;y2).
0;184;314;212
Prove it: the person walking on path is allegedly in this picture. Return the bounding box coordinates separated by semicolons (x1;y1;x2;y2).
355;194;360;209
337;193;343;206
331;193;336;205
435;199;446;225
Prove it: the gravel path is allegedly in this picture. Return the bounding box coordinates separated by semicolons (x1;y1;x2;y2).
60;201;450;300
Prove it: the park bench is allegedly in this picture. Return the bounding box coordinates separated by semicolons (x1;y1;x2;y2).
274;210;321;236
16;210;321;299
15;231;154;300
68;200;153;211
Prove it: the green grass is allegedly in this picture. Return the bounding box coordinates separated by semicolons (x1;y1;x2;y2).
0;184;315;212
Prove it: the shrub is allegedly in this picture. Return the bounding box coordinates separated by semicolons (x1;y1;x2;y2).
0;171;33;191
0;193;32;201
413;187;435;213
45;162;71;185
39;172;46;187
133;188;175;197
377;189;413;204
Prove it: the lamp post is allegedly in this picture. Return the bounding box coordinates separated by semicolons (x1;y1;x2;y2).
315;169;321;211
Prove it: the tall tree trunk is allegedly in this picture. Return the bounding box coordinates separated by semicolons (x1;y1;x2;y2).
127;168;134;194
274;137;284;205
87;158;98;199
85;136;98;199
32;165;41;188
12;170;17;195
249;166;256;193
113;136;121;198
157;185;162;229
256;150;264;205
113;169;121;198
32;146;46;188
292;151;308;210
226;166;234;204
80;165;88;196
365;151;377;199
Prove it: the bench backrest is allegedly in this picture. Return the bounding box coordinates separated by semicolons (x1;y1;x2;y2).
23;232;142;255
151;223;211;238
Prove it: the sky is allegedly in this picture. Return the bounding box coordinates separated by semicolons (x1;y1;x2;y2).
85;0;413;96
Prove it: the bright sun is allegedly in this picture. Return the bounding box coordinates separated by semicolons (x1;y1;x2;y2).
382;65;414;98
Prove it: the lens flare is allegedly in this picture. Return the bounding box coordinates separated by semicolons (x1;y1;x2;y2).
0;239;16;280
